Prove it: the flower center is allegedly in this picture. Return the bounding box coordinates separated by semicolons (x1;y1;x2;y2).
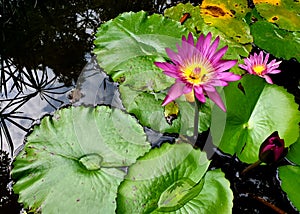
253;65;266;75
182;65;209;85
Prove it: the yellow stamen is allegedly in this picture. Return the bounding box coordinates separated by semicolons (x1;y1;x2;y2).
253;65;266;75
182;64;209;85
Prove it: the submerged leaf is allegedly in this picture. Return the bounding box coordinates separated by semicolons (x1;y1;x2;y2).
12;106;150;213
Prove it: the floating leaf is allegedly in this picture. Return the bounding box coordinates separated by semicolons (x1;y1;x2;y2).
119;85;211;135
254;0;300;31
116;143;233;214
12;106;150;213
200;0;252;44
286;134;300;165
278;165;300;211
164;3;252;74
93;11;188;77
93;11;212;135
210;75;300;163
251;21;300;62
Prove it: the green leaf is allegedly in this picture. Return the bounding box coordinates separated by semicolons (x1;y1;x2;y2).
251;21;300;62
116;143;233;214
211;75;300;163
93;11;188;77
164;2;252;75
119;85;211;135
286;134;300;165
254;0;300;31
12;106;150;213
278;165;300;211
200;0;252;44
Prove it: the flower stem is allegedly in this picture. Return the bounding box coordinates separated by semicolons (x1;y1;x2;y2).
192;98;200;145
241;160;262;176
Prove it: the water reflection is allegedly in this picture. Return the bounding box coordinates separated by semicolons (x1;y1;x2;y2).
1;0;199;156
0;65;71;156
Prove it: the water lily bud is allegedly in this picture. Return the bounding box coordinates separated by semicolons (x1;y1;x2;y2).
259;131;287;164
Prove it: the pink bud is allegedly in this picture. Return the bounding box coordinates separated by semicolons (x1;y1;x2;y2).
259;131;287;164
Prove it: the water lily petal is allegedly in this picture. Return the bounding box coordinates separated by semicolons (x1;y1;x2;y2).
194;86;206;103
206;90;226;112
162;81;185;106
264;75;273;84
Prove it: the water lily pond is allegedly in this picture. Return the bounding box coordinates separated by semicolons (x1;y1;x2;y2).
1;0;300;213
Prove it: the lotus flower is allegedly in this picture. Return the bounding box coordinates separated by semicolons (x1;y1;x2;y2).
259;131;287;164
239;51;282;84
154;32;241;112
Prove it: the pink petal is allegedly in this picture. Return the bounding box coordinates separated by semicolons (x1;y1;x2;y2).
217;72;241;81
154;62;179;78
187;33;194;46
162;81;185;106
264;75;273;84
215;60;237;72
263;53;270;65
166;48;182;65
267;69;281;74
194;86;206;103
202;33;212;57
196;34;205;50
206;90;226;112
211;46;228;64
206;36;220;59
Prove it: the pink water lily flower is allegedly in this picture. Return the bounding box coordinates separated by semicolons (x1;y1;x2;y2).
239;51;282;84
154;32;241;112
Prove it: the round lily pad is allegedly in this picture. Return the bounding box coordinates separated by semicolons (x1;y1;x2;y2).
12;106;151;213
251;21;300;62
210;75;300;163
254;0;300;31
278;165;300;211
116;143;233;213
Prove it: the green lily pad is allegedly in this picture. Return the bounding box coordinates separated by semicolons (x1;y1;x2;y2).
278;165;300;211
251;21;300;62
93;11;188;76
164;3;252;75
286;134;300;165
119;85;211;135
210;75;300;163
116;143;233;213
254;0;300;31
12;106;150;213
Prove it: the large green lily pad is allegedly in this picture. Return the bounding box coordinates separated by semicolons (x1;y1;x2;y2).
12;106;151;213
251;21;300;62
254;0;300;31
93;11;188;76
116;143;233;213
210;75;300;163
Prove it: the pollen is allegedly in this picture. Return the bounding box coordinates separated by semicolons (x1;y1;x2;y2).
253;65;266;75
182;64;209;85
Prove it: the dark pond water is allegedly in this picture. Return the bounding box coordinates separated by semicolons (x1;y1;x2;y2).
1;0;299;213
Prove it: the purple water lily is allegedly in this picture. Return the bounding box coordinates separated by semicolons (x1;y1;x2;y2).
259;131;287;164
239;51;282;84
154;32;241;112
